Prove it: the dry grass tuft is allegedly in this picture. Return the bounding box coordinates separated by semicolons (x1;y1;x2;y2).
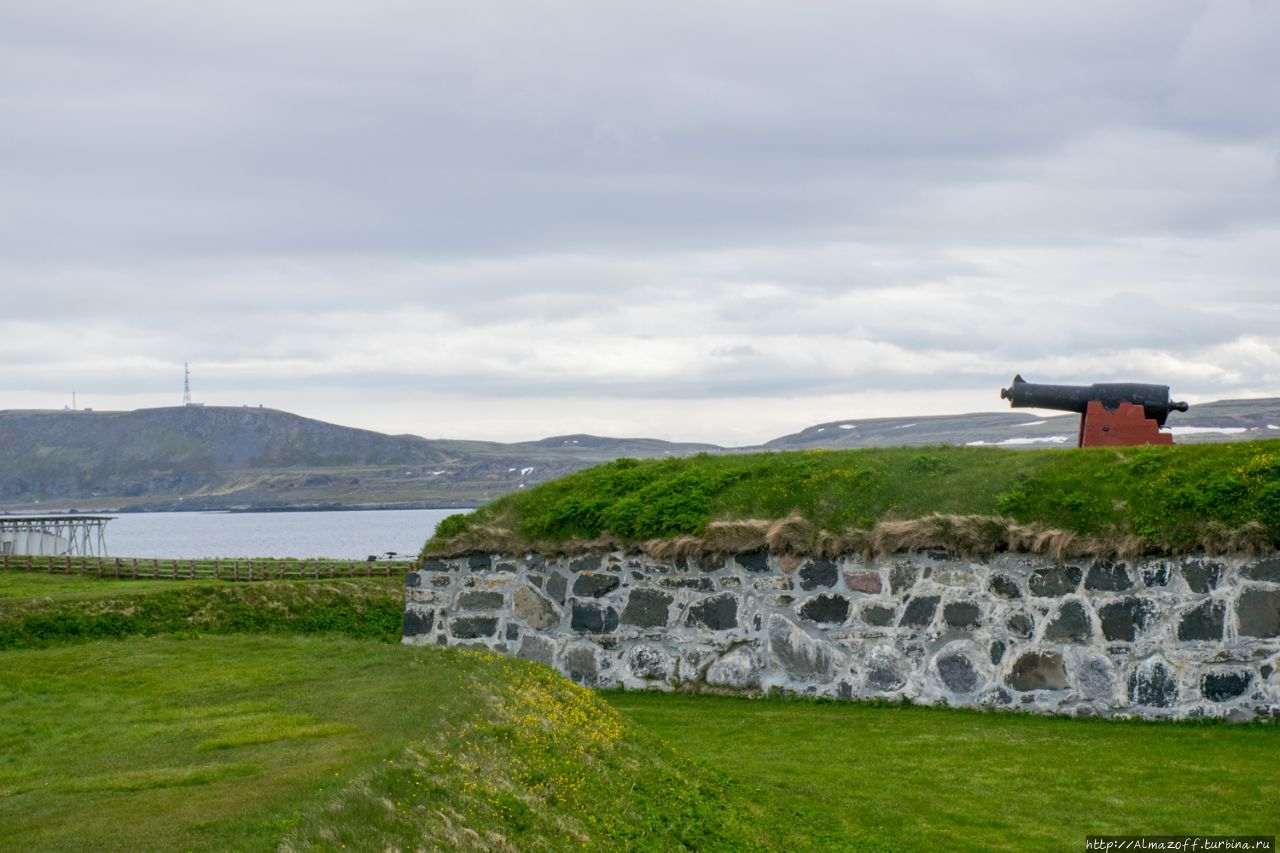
765;515;815;554
1198;521;1272;557
702;520;771;555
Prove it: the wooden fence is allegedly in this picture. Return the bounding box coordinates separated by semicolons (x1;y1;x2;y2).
0;554;416;581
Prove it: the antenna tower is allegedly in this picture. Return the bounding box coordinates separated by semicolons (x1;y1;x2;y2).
183;362;192;406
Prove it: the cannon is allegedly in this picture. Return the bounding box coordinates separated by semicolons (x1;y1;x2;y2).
1000;375;1189;447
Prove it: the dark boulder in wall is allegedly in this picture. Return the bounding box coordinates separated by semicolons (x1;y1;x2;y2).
1028;565;1082;597
457;591;504;610
799;594;850;625
1098;597;1150;642
1201;670;1252;703
1044;600;1093;643
1180;559;1221;593
799;560;838;590
989;573;1022;598
943;601;982;629
402;608;434;637
1085;560;1133;592
1128;660;1179;708
1237;588;1280;639
1177;600;1225;642
450;616;498;639
572;572;621;598
937;652;981;694
570;602;619;634
898;595;940;627
687;593;739;631
621;588;674;628
1007;651;1069;691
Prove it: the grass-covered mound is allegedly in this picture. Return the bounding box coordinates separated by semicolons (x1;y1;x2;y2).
424;442;1280;558
0;636;764;852
0;572;405;650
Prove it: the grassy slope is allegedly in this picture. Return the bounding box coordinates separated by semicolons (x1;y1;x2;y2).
3;572;1278;851
0;636;762;852
425;442;1280;556
607;692;1280;852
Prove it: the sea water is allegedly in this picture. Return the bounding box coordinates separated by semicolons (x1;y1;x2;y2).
100;508;466;559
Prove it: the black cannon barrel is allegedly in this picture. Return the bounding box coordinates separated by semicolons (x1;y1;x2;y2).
1000;375;1189;427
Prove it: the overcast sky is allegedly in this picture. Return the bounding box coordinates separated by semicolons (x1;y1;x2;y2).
3;1;1278;445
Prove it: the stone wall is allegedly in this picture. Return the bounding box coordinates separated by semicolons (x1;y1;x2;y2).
402;550;1280;720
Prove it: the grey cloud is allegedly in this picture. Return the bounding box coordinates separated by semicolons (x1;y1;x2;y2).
2;1;1278;443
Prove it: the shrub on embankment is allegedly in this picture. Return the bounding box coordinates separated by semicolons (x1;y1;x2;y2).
423;442;1280;558
0;576;404;650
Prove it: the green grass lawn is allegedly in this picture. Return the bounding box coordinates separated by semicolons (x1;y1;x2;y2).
0;635;486;852
0;636;761;852
606;691;1280;852
0;570;202;600
5;571;1277;851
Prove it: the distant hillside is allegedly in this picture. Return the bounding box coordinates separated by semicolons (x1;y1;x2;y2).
2;397;1278;512
0;407;712;512
760;398;1280;451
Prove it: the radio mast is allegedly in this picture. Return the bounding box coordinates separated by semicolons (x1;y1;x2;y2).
183;362;192;406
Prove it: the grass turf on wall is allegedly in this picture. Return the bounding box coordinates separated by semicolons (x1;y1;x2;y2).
424;442;1280;556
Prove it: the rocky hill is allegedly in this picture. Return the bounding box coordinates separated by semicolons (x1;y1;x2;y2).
1;397;1277;512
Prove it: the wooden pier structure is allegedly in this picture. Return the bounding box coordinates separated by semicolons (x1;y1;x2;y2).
0;515;114;557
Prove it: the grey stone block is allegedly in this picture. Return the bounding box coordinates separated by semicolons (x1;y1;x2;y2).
1006;612;1035;639
516;634;554;665
1238;588;1280;638
707;646;761;690
768;614;846;680
890;563;919;594
1243;558;1280;584
621;588;674;628
628;645;674;681
513;585;559;630
566;645;600;684
570;555;602;572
